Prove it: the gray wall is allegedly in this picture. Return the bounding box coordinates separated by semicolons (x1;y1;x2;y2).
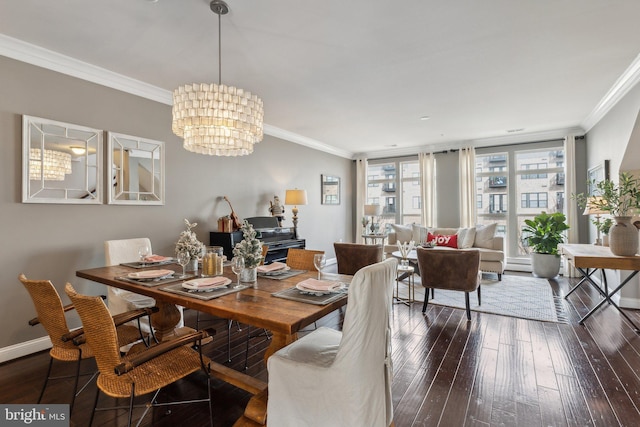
0;56;352;354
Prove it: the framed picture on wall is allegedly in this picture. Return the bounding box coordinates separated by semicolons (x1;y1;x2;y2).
321;174;340;205
587;159;610;195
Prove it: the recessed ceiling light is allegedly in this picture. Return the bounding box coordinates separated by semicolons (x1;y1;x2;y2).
506;128;525;133
420;116;430;121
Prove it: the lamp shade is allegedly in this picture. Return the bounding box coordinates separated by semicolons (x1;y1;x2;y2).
364;204;382;216
285;189;308;206
583;196;607;215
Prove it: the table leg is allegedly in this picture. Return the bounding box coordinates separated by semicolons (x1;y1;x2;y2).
150;302;194;341
575;268;640;331
565;267;597;298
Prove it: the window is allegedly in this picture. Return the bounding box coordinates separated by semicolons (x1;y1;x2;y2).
521;192;548;208
521;163;548;179
477;144;565;261
476;194;482;209
367;158;421;227
489;194;507;213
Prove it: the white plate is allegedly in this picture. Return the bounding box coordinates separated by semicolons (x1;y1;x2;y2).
182;277;232;292
261;265;291;276
127;269;174;280
296;281;345;296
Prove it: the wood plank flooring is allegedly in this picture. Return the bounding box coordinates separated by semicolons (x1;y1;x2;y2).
4;272;640;426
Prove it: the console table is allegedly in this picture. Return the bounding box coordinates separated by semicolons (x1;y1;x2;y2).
561;244;640;332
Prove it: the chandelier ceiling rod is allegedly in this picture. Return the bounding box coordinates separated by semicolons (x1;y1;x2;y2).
210;0;228;85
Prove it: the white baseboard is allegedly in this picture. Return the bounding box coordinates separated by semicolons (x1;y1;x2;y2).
0;336;52;364
619;296;640;310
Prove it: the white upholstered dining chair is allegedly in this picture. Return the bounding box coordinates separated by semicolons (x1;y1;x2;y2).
267;257;397;427
104;238;184;330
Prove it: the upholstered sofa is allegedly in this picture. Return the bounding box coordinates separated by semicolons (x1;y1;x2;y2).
384;223;505;280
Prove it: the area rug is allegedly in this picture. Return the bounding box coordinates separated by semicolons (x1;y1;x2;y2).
398;274;569;323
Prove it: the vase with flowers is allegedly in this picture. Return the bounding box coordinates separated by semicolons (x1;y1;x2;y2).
233;220;264;282
175;219;205;272
574;172;640;256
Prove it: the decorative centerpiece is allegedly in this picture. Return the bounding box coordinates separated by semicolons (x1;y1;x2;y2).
175;219;205;272
574;172;640;256
397;240;415;267
233;220;264;282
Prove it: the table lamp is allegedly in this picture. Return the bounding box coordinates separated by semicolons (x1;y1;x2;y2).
285;189;308;239
364;204;382;234
583;196;607;245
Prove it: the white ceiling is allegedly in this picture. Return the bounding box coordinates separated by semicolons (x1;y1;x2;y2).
1;0;640;158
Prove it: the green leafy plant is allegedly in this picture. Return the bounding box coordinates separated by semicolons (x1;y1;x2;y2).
573;172;640;217
596;217;613;235
522;212;570;255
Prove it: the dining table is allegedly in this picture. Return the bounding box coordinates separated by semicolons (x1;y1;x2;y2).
76;262;351;427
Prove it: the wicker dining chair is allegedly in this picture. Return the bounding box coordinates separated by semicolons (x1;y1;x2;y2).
65;283;213;427
19;274;153;414
285;248;325;271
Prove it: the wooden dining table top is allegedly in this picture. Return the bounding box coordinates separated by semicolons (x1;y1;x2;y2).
76;263;350;336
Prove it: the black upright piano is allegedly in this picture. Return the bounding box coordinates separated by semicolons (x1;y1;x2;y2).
210;216;305;264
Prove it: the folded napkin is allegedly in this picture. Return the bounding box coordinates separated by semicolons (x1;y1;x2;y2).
143;254;171;262
297;278;341;292
257;262;287;273
183;276;229;289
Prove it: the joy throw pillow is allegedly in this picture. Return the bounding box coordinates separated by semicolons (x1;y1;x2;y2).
427;233;458;248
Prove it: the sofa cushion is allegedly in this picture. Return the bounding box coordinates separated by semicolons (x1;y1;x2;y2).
391;224;413;243
411;224;429;244
474;223;497;249
427;233;458;248
456;227;476;249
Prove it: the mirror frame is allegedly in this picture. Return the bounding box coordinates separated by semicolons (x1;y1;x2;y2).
321;174;341;205
22;115;103;204
107;132;165;205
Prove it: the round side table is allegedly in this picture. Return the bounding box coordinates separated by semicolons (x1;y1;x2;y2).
395;264;415;305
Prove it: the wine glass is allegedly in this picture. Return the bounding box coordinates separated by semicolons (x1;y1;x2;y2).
231;257;245;288
138;245;150;266
313;254;326;280
176;251;190;278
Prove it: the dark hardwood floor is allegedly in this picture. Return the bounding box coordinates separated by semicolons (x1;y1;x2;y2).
4;272;640;426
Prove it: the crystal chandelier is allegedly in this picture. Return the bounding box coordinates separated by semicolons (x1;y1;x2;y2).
172;0;264;156
29;148;72;181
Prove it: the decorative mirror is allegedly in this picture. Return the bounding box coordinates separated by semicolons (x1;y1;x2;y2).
321;174;340;205
107;132;164;205
22;115;102;204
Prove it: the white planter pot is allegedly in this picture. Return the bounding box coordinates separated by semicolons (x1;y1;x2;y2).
531;253;561;278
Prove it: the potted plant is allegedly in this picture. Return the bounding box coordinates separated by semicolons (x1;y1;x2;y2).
574;172;640;255
233;220;264;282
598;217;613;246
522;211;570;278
175;219;205;272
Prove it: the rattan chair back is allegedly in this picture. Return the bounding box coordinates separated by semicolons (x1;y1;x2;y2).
65;283;213;427
286;248;325;271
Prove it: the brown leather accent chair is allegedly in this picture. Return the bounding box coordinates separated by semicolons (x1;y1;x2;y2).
416;248;481;321
333;242;383;275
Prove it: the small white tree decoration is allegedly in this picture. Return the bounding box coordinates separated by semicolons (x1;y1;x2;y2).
233;220;264;268
175;219;205;260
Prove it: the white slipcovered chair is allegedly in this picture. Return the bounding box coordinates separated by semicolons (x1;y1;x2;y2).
104;238;184;331
267;258;397;427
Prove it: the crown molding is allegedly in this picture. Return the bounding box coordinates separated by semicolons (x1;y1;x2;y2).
360;126;584;159
0;34;173;105
0;34;354;159
581;53;640;133
263;124;354;159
